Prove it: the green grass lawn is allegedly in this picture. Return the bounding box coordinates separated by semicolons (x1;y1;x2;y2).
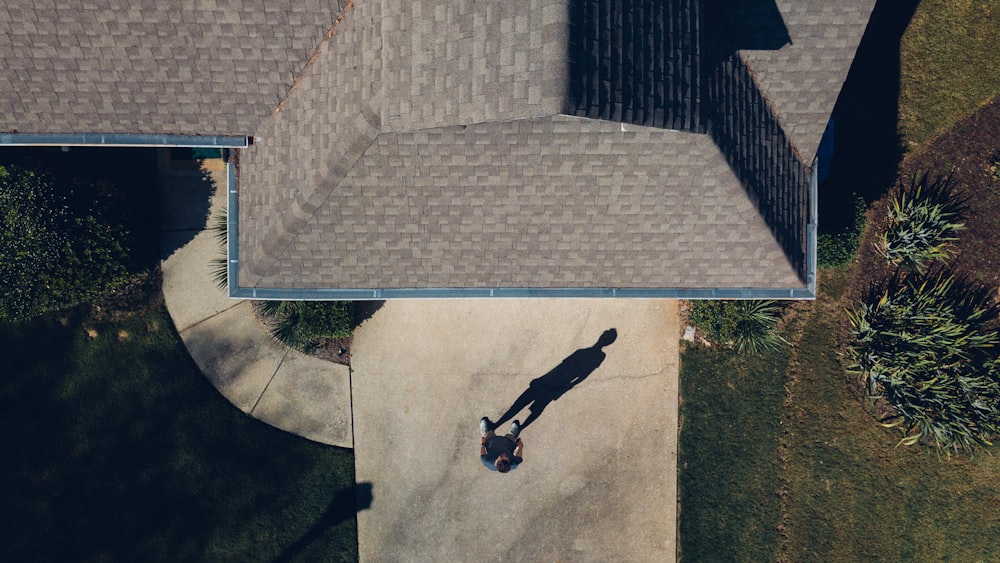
679;273;1000;561
785;271;1000;562
677;342;787;561
0;303;358;562
680;2;1000;559
899;0;1000;152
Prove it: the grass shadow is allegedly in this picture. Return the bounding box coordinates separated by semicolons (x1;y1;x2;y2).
0;305;358;562
820;0;920;233
273;482;373;563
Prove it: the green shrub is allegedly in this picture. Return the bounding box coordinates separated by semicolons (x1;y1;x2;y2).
689;300;787;355
880;174;965;273
845;269;1000;453
0;164;130;321
817;195;867;268
257;301;355;351
210;208;229;290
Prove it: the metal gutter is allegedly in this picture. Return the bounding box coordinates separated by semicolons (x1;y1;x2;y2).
805;156;819;298
228;285;816;301
226;160;240;296
0;133;248;148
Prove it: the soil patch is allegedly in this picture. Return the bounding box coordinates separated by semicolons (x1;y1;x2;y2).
848;95;1000;302
312;336;352;366
90;270;163;324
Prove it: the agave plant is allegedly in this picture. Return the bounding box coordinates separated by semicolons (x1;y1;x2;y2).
845;268;1000;453
689;300;787;355
880;174;965;273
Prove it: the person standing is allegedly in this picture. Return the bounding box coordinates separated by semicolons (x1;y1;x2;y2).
479;417;522;473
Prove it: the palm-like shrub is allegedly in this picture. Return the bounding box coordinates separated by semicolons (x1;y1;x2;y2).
210;208;229;290
689;300;787;355
256;300;355;351
880;174;965;273
845;269;1000;453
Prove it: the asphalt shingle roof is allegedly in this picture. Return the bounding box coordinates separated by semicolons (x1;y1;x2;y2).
380;0;568;132
240;0;384;285
0;0;877;295
738;0;879;165
0;0;345;136
243;115;800;290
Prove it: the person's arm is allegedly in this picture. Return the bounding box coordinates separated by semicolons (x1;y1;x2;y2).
480;435;488;456
513;437;523;457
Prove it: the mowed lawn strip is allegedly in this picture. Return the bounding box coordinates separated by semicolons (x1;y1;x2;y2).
784;271;1000;562
0;304;358;562
898;0;1000;152
677;341;787;561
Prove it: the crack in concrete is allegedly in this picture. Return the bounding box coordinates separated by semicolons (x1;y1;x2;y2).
250;346;291;416
176;300;246;335
595;369;670;382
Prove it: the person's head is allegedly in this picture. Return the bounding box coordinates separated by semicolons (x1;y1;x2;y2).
495;454;511;473
595;328;618;349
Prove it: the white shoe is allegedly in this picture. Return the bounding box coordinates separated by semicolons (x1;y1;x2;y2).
510;420;521;437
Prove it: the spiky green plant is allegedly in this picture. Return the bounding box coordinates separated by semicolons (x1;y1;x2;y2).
880;174;965;273
210;208;228;290
845;268;1000;453
689;300;787;355
256;300;355;351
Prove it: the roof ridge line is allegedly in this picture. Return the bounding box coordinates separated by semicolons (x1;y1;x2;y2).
378;112;563;136
377;111;712;137
737;52;810;170
255;127;381;283
271;1;355;119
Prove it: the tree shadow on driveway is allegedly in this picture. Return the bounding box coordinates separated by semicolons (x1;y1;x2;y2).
495;329;618;430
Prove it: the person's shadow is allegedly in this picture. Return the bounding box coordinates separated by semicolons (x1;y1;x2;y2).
495;329;618;430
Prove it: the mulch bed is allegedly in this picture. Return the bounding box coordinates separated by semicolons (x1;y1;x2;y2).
90;270;163;324
905;97;1000;288
311;336;352;366
840;95;1000;418
847;95;1000;304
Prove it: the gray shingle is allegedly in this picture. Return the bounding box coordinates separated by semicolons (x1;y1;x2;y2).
379;0;567;133
0;0;874;294
0;0;343;136
239;0;383;288
738;0;878;165
242;116;801;290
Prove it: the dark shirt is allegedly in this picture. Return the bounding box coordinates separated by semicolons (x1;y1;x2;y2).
481;435;522;472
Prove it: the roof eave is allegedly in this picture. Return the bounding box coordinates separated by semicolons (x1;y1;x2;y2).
0;132;249;148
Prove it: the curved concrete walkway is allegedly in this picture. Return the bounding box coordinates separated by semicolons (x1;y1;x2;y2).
159;157;353;448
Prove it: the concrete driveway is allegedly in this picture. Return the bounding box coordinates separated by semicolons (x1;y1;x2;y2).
351;299;679;562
